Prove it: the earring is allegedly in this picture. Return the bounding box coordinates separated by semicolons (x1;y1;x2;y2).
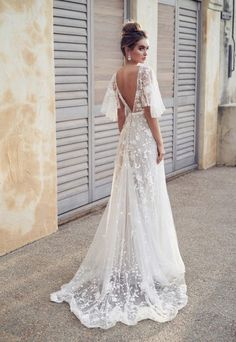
127;54;131;61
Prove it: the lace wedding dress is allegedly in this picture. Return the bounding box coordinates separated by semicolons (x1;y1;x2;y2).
50;63;188;329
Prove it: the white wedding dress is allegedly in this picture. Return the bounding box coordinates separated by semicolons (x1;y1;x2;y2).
50;63;188;329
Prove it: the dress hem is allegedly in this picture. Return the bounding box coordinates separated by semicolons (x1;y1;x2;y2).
50;288;188;330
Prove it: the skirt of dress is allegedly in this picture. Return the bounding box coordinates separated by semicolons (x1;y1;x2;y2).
50;112;188;329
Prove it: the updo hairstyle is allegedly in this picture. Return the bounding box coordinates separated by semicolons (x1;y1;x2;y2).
120;21;148;57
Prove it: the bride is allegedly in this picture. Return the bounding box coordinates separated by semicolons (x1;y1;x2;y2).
50;21;188;329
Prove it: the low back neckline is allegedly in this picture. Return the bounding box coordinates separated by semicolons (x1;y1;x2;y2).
115;64;142;113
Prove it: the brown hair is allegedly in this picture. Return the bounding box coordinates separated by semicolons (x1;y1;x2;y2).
120;21;148;57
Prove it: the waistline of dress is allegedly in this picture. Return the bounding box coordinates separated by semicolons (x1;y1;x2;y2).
127;111;144;116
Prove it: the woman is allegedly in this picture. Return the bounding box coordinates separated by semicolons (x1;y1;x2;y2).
50;21;188;329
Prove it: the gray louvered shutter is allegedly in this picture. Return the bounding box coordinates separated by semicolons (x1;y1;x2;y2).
158;0;199;174
176;0;199;169
93;0;123;200
53;0;89;215
94;118;119;200
157;3;176;174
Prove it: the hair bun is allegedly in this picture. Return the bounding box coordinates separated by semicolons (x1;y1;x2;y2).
120;21;147;57
122;22;142;36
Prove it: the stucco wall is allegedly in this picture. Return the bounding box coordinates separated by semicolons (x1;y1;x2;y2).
217;104;236;165
130;0;158;73
198;0;223;169
0;0;57;255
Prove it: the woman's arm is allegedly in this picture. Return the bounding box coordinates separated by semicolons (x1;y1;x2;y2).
144;107;165;164
117;101;126;133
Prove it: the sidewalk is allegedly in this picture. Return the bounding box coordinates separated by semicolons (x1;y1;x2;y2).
1;166;236;342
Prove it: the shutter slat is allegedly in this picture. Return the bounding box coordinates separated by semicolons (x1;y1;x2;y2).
58;184;89;201
95;141;118;153
57;118;87;130
58;162;88;177
58;177;88;193
56;90;87;101
57;155;88;169
54;26;87;37
57;148;87;162
55;75;87;84
54;17;87;27
58;169;88;185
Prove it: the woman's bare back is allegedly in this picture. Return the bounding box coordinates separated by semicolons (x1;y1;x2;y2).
115;65;140;112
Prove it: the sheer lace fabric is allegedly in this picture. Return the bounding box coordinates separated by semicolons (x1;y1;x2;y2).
101;63;166;121
50;64;188;329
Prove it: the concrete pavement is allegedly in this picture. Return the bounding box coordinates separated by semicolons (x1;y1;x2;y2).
1;166;236;342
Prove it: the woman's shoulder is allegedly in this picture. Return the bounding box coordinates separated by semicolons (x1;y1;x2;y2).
139;63;154;75
139;64;155;85
139;63;151;70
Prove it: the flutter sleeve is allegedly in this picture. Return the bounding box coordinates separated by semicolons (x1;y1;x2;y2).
141;66;166;118
100;73;121;121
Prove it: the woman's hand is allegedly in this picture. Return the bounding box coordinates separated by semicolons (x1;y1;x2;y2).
157;143;165;164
